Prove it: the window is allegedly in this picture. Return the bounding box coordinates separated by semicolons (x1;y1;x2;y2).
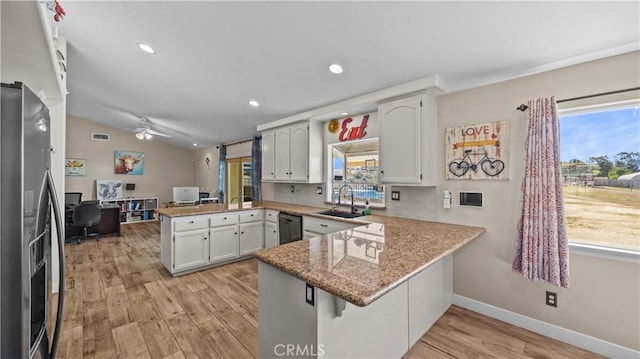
559;103;639;253
327;139;384;207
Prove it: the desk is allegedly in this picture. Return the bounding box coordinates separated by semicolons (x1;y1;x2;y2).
65;204;121;242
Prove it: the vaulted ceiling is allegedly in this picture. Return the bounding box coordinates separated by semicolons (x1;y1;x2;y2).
58;1;639;149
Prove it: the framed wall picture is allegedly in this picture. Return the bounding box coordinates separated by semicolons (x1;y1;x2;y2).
114;151;144;175
445;120;510;180
65;158;86;176
96;180;123;201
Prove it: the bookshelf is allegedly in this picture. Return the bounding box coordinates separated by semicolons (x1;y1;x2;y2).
101;196;158;224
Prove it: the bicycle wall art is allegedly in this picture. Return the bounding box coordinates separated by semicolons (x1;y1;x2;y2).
445;120;510;180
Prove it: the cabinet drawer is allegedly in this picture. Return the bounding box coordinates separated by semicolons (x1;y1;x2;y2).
265;209;279;223
173;216;209;232
303;216;357;235
210;213;239;227
240;209;263;223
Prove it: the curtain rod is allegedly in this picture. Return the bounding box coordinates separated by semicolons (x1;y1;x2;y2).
516;87;640;112
222;136;262;147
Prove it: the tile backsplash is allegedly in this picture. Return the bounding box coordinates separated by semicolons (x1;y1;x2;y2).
263;182;437;221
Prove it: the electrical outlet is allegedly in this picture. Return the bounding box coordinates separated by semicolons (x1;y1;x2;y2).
306;283;315;306
546;291;557;307
391;191;400;200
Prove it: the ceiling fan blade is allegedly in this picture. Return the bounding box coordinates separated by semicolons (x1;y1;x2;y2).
146;129;172;137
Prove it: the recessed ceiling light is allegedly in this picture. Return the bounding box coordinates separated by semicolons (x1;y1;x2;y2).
329;64;344;74
137;43;156;54
193;143;198;147
341;112;348;116
249;100;260;107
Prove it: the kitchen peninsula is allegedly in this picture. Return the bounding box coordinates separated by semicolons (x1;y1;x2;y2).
254;215;485;359
157;200;485;358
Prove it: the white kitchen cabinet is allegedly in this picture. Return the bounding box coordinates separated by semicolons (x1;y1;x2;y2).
240;221;264;256
264;209;279;249
261;130;276;181
288;122;309;181
274;127;291;181
209;212;240;263
378;93;437;185
173;229;209;272
210;225;239;263
265;121;323;183
265;221;279;249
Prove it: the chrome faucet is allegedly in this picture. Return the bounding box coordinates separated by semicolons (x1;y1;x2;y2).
338;184;356;214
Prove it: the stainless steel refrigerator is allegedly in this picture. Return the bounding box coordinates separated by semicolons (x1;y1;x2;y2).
1;82;65;358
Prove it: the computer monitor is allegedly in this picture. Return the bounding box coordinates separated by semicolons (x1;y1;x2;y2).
172;187;199;204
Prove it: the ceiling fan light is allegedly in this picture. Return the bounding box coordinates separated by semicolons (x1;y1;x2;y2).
135;132;144;140
144;132;152;140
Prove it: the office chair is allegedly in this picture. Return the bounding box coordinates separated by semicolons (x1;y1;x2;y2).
70;202;102;244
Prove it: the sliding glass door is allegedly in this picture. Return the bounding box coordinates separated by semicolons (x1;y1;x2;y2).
226;156;253;204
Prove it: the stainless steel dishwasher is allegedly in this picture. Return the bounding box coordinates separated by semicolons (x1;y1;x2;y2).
278;212;302;245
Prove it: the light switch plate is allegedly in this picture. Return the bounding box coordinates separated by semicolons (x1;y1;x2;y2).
391;191;400;201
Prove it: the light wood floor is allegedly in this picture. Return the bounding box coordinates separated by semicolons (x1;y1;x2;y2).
55;222;602;359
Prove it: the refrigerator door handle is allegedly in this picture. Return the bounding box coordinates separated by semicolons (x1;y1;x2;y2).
45;170;64;359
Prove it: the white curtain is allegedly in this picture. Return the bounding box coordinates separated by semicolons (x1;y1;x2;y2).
512;96;570;288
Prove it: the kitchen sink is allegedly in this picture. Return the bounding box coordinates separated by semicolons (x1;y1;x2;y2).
314;209;361;219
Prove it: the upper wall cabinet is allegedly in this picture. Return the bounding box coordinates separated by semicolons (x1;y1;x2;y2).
378;93;437;186
262;121;323;183
262;130;276;180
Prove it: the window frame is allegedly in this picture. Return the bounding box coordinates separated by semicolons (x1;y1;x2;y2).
558;98;640;262
325;138;385;208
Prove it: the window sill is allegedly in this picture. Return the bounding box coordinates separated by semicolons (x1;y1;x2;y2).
569;242;639;263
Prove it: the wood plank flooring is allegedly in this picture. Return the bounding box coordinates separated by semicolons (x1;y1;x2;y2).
55;222;603;359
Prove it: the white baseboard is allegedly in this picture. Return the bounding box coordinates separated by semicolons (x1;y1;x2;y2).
453;294;639;358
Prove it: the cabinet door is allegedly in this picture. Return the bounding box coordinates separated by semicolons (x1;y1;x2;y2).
173;229;209;272
265;221;279;249
289;123;308;181
274;128;291;181
240;221;264;255
262;130;276;181
379;95;422;183
210;225;239;263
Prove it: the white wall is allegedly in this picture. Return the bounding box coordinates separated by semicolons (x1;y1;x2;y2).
65;114;195;204
438;51;640;350
193;145;220;196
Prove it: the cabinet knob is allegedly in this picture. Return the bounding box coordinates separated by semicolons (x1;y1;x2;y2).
203;237;207;240
271;172;274;175
273;230;277;233
380;170;384;174
320;224;328;227
234;232;238;235
189;220;194;224
224;217;227;220
250;214;254;217
241;231;244;234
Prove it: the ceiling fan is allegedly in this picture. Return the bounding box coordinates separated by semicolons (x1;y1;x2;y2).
132;118;171;140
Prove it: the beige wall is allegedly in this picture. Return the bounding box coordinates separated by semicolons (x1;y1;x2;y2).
438;51;640;350
65;114;195;204
194;145;220;196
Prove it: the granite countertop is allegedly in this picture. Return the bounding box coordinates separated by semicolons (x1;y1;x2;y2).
254;215;485;307
155;200;369;225
156;199;485;307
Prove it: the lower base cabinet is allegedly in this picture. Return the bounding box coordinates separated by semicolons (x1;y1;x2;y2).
210;225;239;262
161;209;266;276
240;221;264;256
173;229;209;272
265;221;278;248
